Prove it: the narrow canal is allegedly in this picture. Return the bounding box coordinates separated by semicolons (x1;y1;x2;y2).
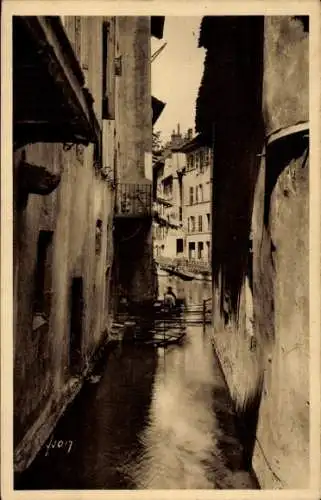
15;276;259;490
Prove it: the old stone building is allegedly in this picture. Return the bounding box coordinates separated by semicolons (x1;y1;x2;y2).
152;126;213;273
112;16;164;309
178;133;212;263
13;15;164;473
196;16;309;488
152;127;186;260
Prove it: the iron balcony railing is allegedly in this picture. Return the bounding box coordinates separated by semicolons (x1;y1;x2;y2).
115;183;152;218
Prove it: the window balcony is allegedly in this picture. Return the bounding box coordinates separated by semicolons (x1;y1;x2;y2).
115;182;152;218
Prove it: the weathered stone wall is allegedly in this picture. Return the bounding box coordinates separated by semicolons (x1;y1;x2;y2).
210;16;309;488
262;16;309;135
113;17;156;304
252;152;309;489
251;17;309;488
116;16;152;182
13;17;115;470
13;142;114;447
113;219;157;305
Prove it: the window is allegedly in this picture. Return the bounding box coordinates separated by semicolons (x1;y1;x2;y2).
164;178;173;199
199;150;204;173
188;242;195;260
198;241;204;260
94;130;103;168
204;149;209;166
189;187;194;205
115;55;122;76
199;184;203;202
198;215;203;232
176;238;184;254
190;216;195;232
179;206;182;222
190;154;194;169
206;241;210;261
187;217;190;233
195;186;199;204
96;219;103;255
195;153;200;171
207;213;211;231
33;230;53;316
69;277;84;373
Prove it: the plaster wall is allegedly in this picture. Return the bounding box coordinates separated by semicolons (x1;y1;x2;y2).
113;17;156;304
14;142;114;448
13;17;115;465
211;16;309;488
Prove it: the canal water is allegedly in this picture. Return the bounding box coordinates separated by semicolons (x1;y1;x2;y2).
16;276;259;490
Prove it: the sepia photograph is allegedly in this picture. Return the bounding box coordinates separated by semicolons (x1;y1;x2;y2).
1;3;318;496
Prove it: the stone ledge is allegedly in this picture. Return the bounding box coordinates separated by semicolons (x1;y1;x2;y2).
14;376;82;473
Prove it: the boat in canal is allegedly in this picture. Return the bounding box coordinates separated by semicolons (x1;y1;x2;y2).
169;268;194;281
159;264;194;281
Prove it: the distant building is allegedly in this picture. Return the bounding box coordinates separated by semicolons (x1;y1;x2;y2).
152;126;213;266
152;125;186;259
178;134;212;262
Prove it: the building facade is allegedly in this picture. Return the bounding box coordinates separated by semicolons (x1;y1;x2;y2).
179;134;212;262
152;136;185;259
13;15;164;474
152;127;212;269
196;15;309;488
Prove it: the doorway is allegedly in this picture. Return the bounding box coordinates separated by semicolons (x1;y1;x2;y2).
69;277;84;374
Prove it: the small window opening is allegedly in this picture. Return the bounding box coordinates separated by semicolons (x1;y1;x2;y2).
33;230;53;316
96;219;103;255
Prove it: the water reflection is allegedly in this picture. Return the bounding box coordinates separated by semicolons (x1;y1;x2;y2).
133;325;221;488
16;276;257;490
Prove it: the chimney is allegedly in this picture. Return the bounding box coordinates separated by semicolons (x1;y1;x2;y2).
170;125;183;148
187;128;193;140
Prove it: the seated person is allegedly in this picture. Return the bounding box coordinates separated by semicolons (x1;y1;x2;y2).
164;286;177;308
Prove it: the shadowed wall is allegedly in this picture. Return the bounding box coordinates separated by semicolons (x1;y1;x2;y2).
195;15;309;488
